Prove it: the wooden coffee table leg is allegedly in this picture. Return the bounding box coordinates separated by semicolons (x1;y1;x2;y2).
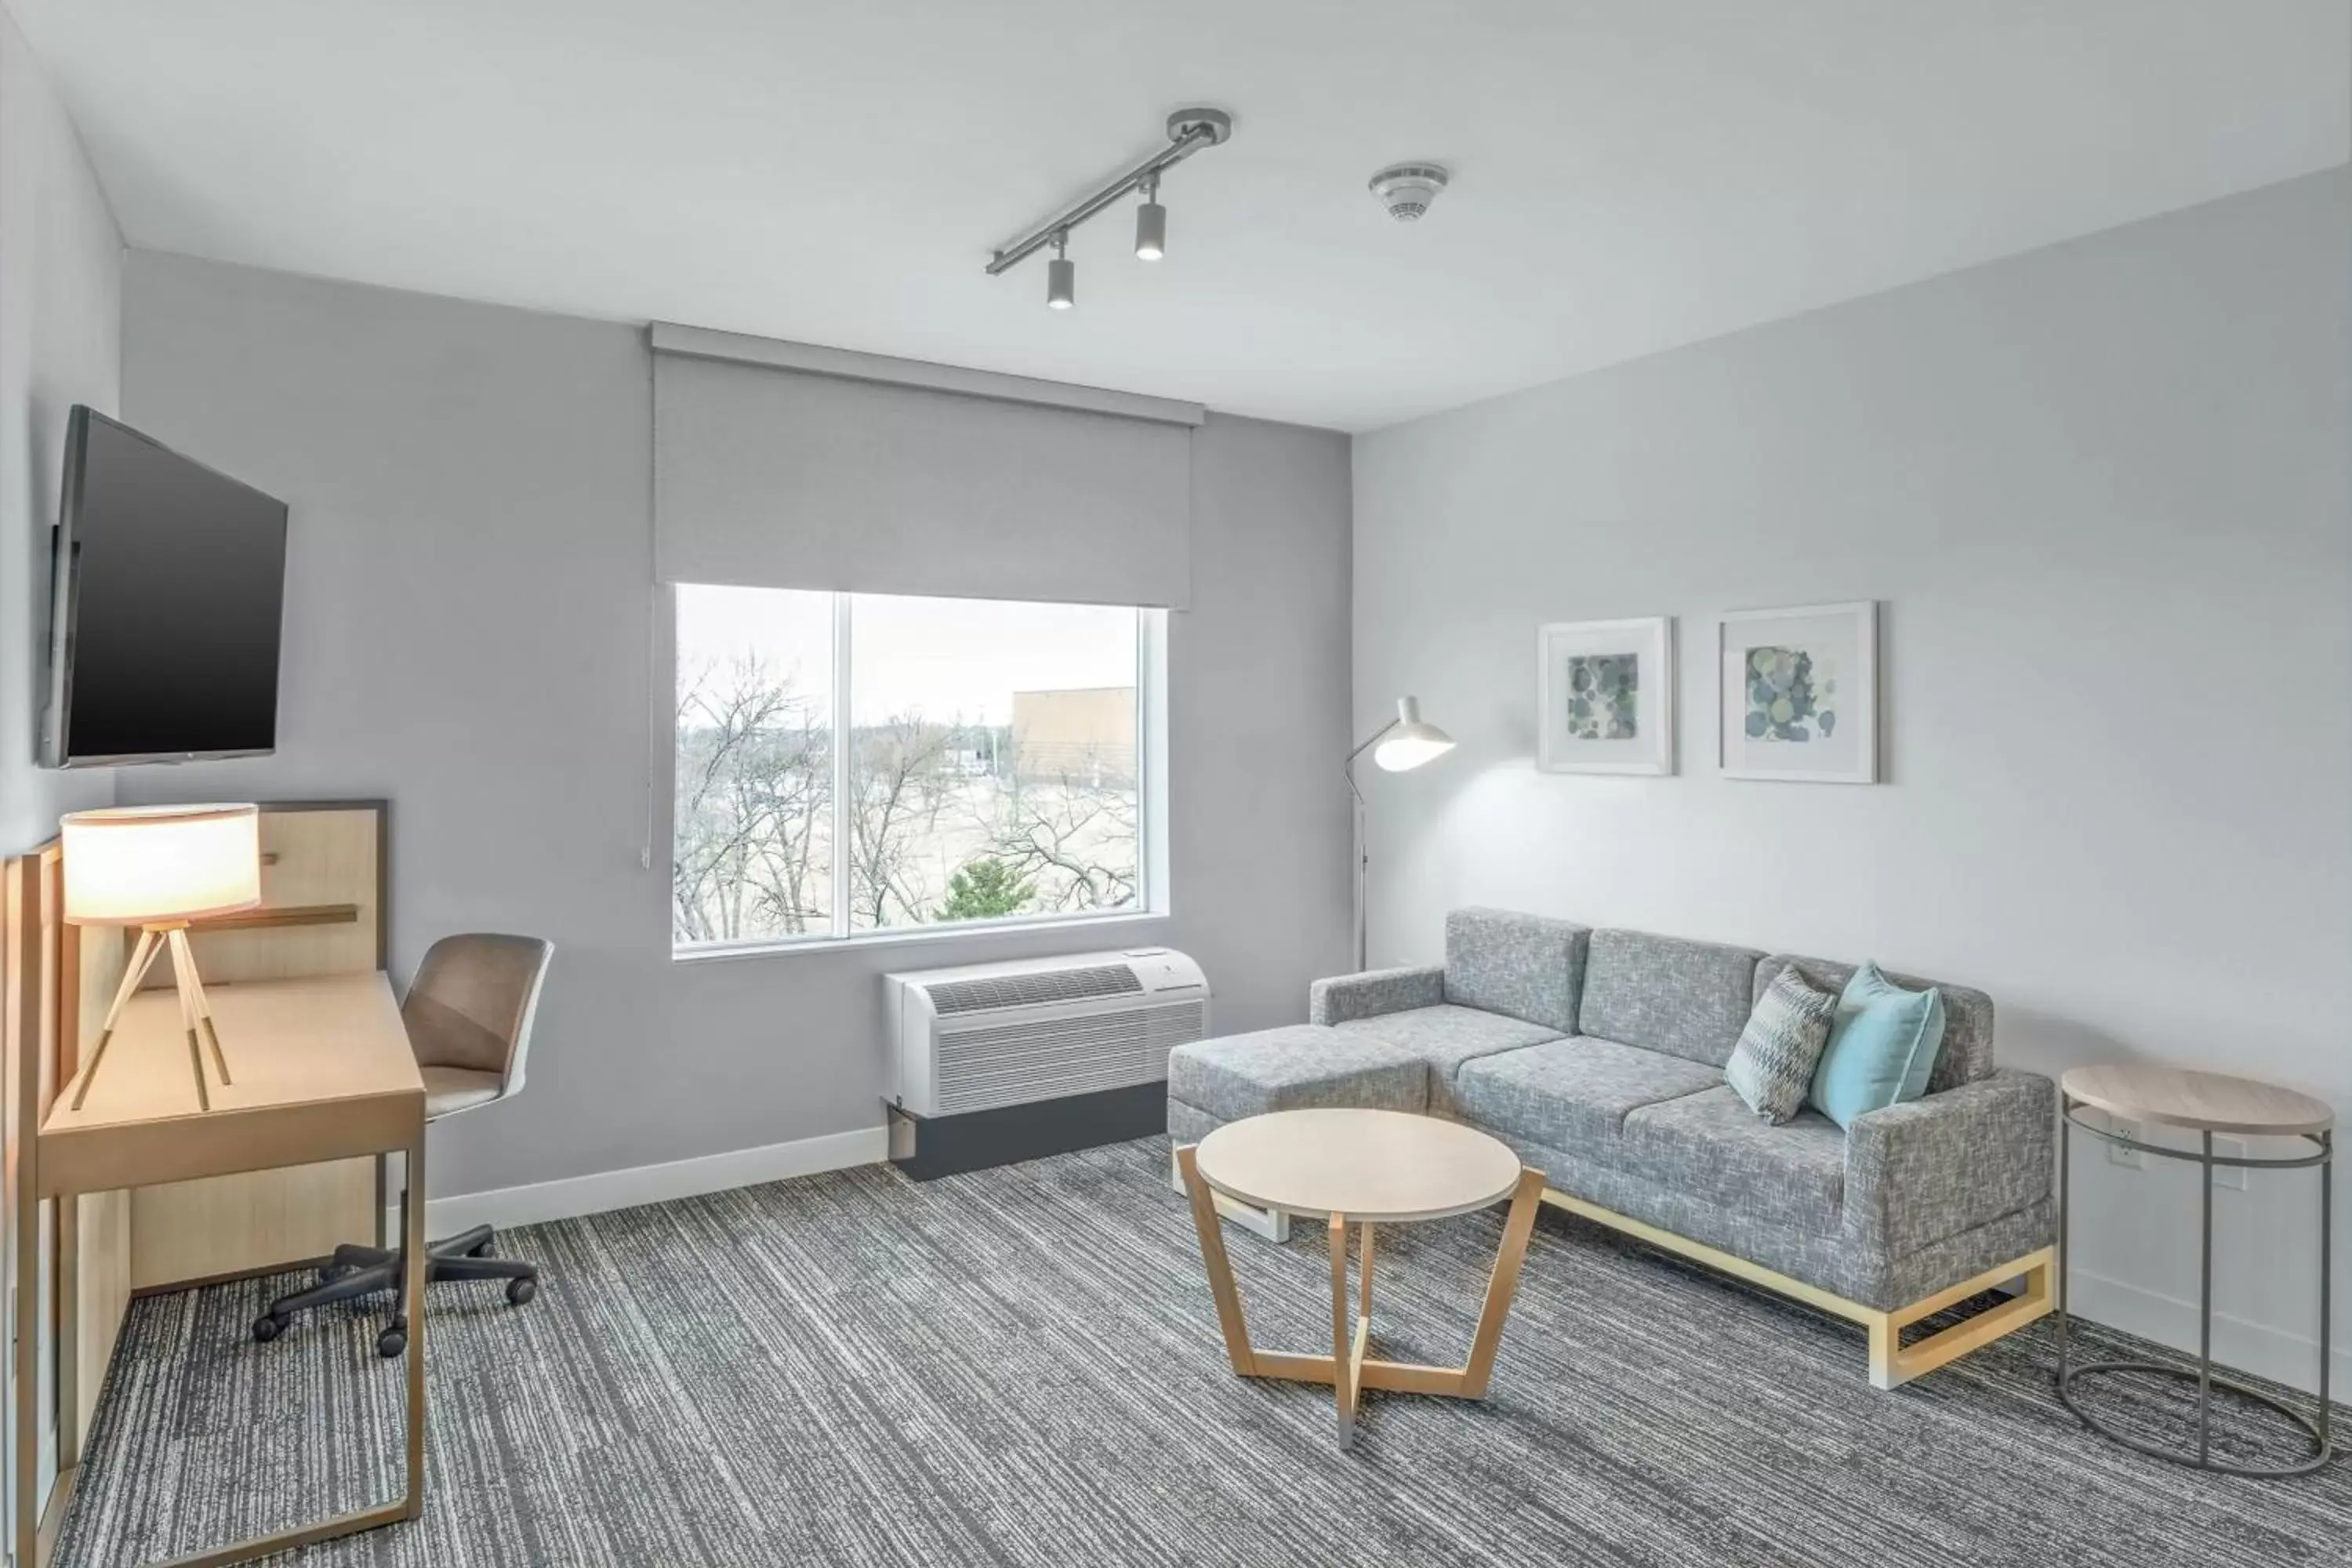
1459;1167;1546;1399
1181;1145;1546;1447
1177;1144;1256;1376
1330;1212;1354;1446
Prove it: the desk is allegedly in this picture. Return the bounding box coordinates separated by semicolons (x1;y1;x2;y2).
14;973;427;1568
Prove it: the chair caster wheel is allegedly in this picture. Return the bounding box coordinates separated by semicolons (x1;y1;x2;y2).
252;1314;285;1343
506;1277;536;1306
376;1326;407;1359
468;1240;494;1258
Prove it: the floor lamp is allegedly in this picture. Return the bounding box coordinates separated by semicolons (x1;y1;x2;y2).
60;803;263;1114
1345;697;1455;971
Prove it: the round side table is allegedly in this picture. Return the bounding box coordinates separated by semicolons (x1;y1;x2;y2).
1176;1108;1545;1450
2058;1064;2333;1476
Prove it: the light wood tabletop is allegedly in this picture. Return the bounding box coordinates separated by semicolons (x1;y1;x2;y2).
1193;1107;1525;1222
2063;1063;2333;1138
40;973;423;1199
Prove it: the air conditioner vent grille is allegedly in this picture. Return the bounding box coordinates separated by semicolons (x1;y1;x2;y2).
936;1000;1206;1115
927;964;1142;1015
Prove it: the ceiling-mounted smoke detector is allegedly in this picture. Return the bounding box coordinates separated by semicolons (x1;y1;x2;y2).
1369;163;1449;222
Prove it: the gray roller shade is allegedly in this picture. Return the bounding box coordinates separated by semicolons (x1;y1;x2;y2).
652;328;1196;607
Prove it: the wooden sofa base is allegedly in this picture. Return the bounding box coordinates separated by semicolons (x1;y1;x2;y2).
1540;1188;2054;1391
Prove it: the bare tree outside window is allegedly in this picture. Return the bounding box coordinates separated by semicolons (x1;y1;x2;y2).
673;586;1146;950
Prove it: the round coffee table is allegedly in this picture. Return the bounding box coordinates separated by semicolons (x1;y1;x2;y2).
1175;1108;1546;1448
2058;1064;2334;1476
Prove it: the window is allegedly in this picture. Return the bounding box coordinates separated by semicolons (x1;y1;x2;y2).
673;586;1155;952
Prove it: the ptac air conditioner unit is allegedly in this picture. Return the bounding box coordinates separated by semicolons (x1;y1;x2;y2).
884;947;1209;1180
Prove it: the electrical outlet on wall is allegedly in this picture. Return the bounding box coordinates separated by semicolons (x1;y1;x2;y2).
2107;1118;2142;1168
2212;1134;2248;1192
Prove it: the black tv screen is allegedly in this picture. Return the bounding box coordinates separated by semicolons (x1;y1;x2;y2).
43;407;288;766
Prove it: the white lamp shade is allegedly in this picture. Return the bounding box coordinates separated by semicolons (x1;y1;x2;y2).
1373;696;1456;772
60;804;262;924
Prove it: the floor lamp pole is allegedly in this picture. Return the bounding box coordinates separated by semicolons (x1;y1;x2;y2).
1345;720;1399;975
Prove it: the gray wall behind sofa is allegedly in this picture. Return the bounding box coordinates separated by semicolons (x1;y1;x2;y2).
1352;169;2350;1390
118;251;1354;1203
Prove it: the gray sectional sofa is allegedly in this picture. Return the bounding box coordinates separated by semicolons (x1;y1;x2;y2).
1167;908;2060;1388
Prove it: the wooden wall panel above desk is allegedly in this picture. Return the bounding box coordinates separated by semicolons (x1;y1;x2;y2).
130;804;390;1286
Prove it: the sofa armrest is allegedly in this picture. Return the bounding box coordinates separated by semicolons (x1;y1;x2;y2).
1309;965;1446;1026
1845;1069;2056;1259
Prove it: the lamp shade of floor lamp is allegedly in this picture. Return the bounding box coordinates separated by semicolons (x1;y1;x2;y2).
1345;698;1455;971
60;804;262;1113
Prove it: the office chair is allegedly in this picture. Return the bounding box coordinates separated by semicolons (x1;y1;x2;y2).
254;932;555;1357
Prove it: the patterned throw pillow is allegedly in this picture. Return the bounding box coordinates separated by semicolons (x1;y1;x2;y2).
1726;968;1839;1124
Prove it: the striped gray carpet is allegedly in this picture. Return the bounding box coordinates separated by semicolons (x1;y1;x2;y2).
54;1138;2348;1566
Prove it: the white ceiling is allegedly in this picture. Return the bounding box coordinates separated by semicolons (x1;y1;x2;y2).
16;0;2349;430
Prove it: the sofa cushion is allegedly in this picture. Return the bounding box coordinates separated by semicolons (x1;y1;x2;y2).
1443;908;1590;1033
1334;1005;1563;1116
1167;1025;1426;1124
1453;1036;1722;1152
1809;963;1947;1129
1621;1085;1848;1236
1578;929;1764;1066
1757;954;1993;1092
1724;966;1838;1124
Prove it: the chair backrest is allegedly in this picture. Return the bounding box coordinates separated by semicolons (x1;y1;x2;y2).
401;934;554;1098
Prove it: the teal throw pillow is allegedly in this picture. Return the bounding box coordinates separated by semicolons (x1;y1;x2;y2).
1807;962;1947;1130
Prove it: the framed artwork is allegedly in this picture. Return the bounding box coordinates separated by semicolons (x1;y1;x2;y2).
1717;601;1877;783
1537;617;1674;775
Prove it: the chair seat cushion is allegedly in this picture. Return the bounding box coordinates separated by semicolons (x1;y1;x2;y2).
1167;1025;1427;1124
423;1065;504;1119
1334;1006;1563;1115
1621;1085;1849;1236
1453;1036;1722;1152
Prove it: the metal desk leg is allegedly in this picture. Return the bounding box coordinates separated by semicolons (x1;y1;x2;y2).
403;1130;427;1518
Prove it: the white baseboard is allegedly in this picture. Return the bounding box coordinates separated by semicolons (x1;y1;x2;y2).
396;1126;890;1239
2067;1266;2347;1397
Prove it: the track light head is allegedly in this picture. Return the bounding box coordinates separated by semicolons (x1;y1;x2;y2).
1046;230;1075;309
1135;177;1167;260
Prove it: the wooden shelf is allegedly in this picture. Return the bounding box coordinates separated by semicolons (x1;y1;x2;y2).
188;903;361;933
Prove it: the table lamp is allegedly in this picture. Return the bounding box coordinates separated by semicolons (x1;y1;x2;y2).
61;804;262;1112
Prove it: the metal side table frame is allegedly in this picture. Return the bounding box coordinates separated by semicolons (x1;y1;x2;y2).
2057;1097;2332;1476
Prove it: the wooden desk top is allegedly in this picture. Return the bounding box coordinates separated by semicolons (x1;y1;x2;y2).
2063;1063;2333;1137
38;973;423;1197
1195;1109;1524;1222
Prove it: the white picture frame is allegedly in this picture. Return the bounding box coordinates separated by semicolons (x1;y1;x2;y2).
1537;616;1675;775
1717;601;1878;783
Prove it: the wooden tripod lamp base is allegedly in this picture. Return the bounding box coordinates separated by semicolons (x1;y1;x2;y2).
71;923;236;1112
58;804;262;1116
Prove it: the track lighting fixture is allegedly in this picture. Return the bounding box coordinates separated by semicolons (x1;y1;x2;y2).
989;107;1232;309
1046;231;1075;310
1135;176;1167;261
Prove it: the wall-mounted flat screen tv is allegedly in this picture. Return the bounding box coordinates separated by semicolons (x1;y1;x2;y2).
42;406;289;767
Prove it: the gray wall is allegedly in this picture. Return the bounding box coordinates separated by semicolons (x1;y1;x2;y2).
118;251;1353;1200
0;0;118;1523
1352;169;2350;1387
0;0;120;851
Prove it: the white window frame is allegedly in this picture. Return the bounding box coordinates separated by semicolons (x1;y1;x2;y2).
671;588;1170;960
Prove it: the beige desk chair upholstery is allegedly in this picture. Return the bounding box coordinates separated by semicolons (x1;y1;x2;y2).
406;932;550;1117
255;934;554;1357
